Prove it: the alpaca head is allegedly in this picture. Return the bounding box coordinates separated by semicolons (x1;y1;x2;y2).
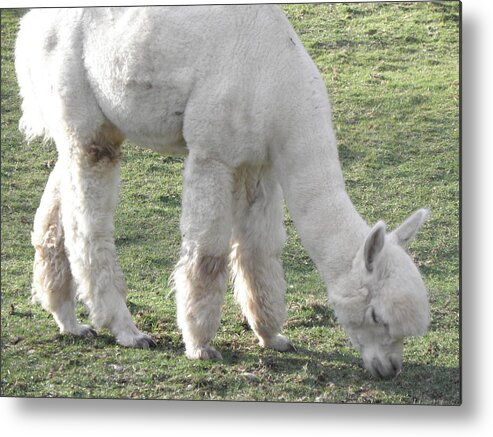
331;209;430;378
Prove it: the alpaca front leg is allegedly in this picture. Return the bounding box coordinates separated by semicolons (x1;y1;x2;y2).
231;169;294;352
31;162;94;338
59;138;154;348
171;155;233;360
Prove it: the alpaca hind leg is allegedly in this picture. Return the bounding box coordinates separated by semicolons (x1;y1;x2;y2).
171;155;233;360
31;162;94;337
231;167;294;352
57;130;154;348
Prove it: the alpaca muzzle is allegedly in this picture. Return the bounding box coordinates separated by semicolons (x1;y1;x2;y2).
367;355;402;379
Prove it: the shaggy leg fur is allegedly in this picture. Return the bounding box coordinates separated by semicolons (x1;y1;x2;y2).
231;167;294;352
31;162;94;337
56;134;154;348
171;155;233;360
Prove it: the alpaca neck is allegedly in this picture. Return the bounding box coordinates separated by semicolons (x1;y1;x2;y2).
275;130;369;287
270;48;370;286
289;183;368;286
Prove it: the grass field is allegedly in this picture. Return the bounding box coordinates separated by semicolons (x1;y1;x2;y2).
1;3;460;404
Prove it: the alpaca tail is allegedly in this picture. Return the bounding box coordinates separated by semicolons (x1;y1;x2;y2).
15;10;53;143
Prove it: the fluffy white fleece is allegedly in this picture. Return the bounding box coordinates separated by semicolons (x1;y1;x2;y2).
16;5;430;377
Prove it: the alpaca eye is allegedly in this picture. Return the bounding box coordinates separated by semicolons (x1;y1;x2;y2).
371;308;379;324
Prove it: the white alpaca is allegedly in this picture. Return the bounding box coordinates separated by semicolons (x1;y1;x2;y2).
16;6;430;378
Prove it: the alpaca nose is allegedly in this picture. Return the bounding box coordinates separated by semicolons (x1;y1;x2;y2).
369;356;402;379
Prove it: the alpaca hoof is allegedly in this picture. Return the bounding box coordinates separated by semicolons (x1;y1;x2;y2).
80;327;98;338
116;332;156;348
134;334;157;349
186;345;223;360
283;340;298;353
63;324;97;338
261;334;297;352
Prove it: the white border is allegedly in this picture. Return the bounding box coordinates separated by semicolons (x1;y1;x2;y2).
2;0;492;435
0;0;445;6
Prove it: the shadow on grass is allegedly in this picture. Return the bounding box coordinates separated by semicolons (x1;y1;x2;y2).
55;332;117;348
20;324;458;404
54;330;184;355
218;345;460;404
285;303;337;329
13;293;456;404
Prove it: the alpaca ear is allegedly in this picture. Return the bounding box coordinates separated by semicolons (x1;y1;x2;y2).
364;221;386;272
391;209;430;247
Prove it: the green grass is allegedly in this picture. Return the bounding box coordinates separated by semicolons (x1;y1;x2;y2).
1;3;460;404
